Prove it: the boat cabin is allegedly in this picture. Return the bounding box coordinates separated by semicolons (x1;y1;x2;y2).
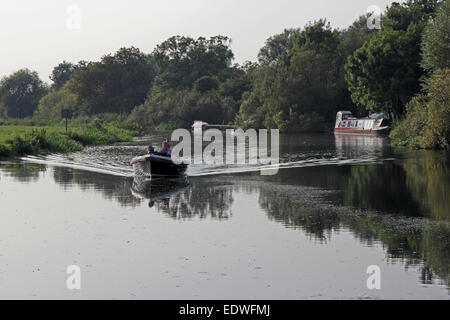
334;111;389;135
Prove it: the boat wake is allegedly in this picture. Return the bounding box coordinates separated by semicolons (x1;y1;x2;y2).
21;152;392;178
187;156;390;177
21;154;133;177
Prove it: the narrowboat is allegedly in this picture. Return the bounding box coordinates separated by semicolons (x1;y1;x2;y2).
334;111;389;135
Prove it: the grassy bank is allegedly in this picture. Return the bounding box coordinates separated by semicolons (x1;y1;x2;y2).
0;121;138;159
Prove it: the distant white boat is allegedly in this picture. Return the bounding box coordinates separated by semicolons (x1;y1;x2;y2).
334;111;389;136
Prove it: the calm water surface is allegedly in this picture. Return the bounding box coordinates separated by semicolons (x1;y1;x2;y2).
0;134;449;299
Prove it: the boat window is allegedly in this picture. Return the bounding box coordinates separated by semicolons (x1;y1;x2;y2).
347;122;351;128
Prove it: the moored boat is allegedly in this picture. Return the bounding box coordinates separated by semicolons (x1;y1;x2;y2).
334;111;389;136
130;154;188;178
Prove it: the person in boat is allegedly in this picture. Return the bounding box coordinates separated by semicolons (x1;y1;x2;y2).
147;145;155;154
146;141;171;157
159;140;171;157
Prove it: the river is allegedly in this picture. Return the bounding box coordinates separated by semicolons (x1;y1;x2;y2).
0;133;448;299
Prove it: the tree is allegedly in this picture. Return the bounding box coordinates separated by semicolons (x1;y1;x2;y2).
344;1;442;118
67;47;155;114
49;61;77;89
383;0;440;31
143;88;233;129
257;29;298;66
237;20;345;131
36;84;80;118
421;0;450;73
152;35;234;90
194;76;219;93
390;68;450;149
0;69;48;118
345;25;424;117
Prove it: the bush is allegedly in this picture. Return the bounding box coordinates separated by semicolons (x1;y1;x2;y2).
7;129;84;155
9;135;35;155
154;121;178;132
390;68;450;149
0;143;11;157
127;104;149;132
68;124;135;146
0;117;137;158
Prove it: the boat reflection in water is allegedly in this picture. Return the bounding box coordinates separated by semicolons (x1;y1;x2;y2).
130;175;234;220
334;133;389;159
131;176;189;208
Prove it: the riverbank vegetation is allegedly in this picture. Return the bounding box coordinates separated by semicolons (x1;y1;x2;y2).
0;0;449;150
390;0;450;149
0;117;137;159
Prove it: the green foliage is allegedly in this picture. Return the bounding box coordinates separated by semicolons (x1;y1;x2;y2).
345;0;441;118
144;88;236;130
390;68;450;149
421;0;450;73
36;84;80;119
383;0;440;31
0;69;48;118
126;104;149;132
257;29;299;66
136;36;248;131
49;61;77;89
237;20;343;132
5;129;83;155
154;122;179;132
0;120;136;158
68;122;135;146
0;142;11;157
67;47;155;114
345;24;424;117
152;36;234;90
194;76;219;93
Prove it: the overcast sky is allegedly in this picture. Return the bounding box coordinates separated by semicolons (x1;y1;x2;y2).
0;0;401;82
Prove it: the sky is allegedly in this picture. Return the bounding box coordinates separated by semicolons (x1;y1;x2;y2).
0;0;401;82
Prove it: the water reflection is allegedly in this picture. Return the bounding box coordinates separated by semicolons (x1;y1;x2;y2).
1;133;449;290
401;151;450;221
46;165;141;207
257;181;450;287
132;176;233;220
0;162;46;182
334;134;389;159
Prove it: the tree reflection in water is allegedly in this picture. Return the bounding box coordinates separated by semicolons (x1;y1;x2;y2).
132;176;233;220
0;162;46;183
1;150;448;287
257;181;449;287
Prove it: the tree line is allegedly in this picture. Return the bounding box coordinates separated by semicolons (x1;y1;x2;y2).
0;0;448;148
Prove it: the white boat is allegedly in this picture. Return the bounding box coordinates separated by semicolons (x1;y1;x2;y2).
334;111;389;135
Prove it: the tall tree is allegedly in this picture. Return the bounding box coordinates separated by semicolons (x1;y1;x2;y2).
345;25;424;117
237;20;346;131
383;0;440;31
257;29;298;66
0;69;48;118
49;61;77;89
345;0;440;117
67;47;155;114
151;35;234;90
421;0;450;73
